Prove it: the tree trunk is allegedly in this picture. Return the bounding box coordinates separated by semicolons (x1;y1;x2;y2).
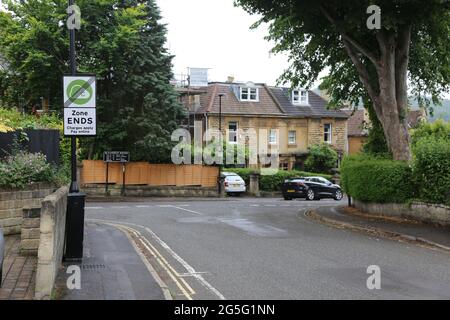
335;16;413;161
374;29;412;161
375;97;411;161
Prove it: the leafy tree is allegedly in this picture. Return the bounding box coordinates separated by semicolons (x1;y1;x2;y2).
0;0;185;162
304;143;338;173
235;0;450;161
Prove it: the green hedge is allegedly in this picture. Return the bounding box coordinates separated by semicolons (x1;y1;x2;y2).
341;155;414;203
413;137;450;205
225;168;333;191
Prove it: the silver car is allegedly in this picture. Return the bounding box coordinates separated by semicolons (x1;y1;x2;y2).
0;228;4;287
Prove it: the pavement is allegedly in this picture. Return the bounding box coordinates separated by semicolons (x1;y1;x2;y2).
54;222;167;300
0;235;36;300
82;197;450;299
307;206;450;252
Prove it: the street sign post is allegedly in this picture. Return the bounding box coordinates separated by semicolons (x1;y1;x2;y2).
64;1;94;262
103;152;130;196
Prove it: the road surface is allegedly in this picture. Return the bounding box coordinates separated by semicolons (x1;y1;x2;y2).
85;197;450;299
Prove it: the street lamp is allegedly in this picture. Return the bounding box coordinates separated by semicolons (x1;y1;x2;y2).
218;94;225;197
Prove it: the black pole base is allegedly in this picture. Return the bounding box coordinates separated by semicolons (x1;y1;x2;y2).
64;192;86;262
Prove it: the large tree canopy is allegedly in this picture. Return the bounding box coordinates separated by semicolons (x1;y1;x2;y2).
236;0;450;160
0;0;185;162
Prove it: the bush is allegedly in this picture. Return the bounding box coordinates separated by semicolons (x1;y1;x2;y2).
0;107;71;179
304;144;338;173
341;155;414;203
412;136;450;205
411;119;450;147
0;151;56;189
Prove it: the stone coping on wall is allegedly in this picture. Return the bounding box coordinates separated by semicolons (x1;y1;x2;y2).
35;185;69;300
0;183;56;235
354;200;450;227
81;184;218;197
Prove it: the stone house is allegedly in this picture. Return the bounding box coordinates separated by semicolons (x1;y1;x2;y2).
179;81;349;170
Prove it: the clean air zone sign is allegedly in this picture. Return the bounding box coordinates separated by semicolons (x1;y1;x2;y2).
63;75;96;136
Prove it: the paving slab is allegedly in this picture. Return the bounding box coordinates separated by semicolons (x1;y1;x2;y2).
0;235;36;300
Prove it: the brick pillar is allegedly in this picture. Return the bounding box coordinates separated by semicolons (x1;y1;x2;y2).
21;207;41;256
249;173;260;197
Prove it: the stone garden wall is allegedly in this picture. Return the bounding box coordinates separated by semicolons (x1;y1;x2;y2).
354;200;450;227
0;183;56;235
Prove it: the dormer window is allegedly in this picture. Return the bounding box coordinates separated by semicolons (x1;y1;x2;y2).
240;87;259;102
292;89;308;105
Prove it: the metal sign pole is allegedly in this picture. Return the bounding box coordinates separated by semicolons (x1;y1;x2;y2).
122;163;126;196
105;162;109;195
64;0;86;262
69;0;77;193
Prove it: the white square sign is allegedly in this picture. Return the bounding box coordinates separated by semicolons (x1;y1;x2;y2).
63;75;96;108
64;108;96;136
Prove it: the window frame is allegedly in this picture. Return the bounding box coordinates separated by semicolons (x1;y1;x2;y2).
324;123;332;144
228;121;238;144
268;129;278;145
240;87;259;102
288;130;297;145
292;89;308;105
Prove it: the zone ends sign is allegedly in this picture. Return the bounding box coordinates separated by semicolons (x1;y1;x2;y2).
64;76;96;108
63;75;97;136
64;108;96;136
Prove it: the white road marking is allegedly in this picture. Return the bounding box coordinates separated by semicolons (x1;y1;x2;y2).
165;205;204;216
179;272;210;277
86;206;103;209
87;219;226;300
135;205;151;208
142;225;225;300
250;204;259;207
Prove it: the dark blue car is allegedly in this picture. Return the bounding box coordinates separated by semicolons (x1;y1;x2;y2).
281;176;343;201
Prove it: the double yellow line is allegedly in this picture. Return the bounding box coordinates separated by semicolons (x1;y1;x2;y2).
105;222;196;300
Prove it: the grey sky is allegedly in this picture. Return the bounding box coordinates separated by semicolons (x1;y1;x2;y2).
156;0;291;85
156;0;449;100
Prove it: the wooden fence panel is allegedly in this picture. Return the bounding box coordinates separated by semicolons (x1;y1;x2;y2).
202;166;219;187
124;162;149;185
81;160;218;187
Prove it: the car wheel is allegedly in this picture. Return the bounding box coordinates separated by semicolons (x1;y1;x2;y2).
306;189;315;201
283;196;292;200
334;189;343;201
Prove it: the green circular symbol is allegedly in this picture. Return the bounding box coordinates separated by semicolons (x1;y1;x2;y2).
67;80;93;105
